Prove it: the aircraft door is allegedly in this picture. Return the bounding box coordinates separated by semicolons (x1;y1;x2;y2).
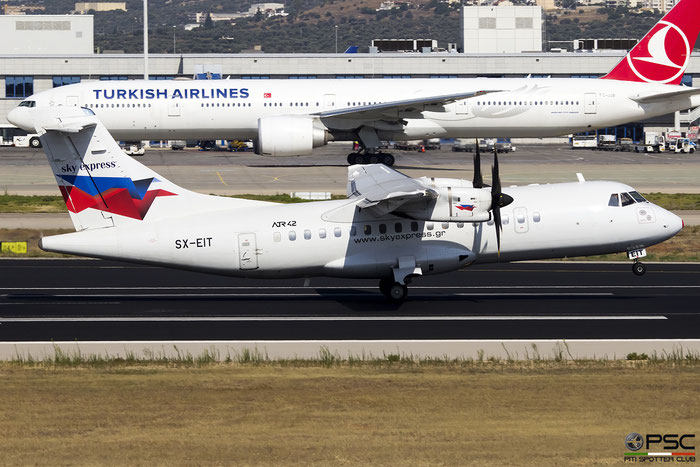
237;233;259;270
168;101;182;117
323;94;336;109
513;207;529;233
584;93;597;114
66;96;79;107
455;99;470;115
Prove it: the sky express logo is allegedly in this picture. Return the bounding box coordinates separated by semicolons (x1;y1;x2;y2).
624;432;695;462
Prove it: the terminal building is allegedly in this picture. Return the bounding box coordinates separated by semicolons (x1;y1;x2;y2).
2;13;699;142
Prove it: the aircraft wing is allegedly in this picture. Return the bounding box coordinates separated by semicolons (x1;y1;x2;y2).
317;90;498;121
631;87;700;104
348;164;435;216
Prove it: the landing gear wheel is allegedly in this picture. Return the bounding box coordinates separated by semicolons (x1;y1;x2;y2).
29;137;42;148
632;261;646;276
379;279;408;301
381;154;395;166
369;154;379;164
347;153;365;165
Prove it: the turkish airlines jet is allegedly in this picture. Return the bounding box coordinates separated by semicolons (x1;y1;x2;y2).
25;106;682;299
9;0;700;165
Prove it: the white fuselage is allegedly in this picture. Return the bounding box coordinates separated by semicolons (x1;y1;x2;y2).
41;180;683;279
22;78;699;142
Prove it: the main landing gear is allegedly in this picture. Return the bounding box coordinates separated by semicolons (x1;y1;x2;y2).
379;278;408;301
347;150;395;166
632;260;647;276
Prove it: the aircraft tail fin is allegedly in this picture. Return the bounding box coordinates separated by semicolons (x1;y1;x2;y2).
32;107;258;231
601;0;699;85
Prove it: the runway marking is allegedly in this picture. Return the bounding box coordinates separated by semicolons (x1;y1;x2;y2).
0;285;698;291
215;171;228;186
0;315;668;323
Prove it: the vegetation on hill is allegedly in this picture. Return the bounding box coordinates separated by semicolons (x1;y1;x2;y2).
5;1;677;53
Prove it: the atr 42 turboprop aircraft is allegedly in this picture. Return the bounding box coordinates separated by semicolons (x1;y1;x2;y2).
27;107;682;300
8;0;700;166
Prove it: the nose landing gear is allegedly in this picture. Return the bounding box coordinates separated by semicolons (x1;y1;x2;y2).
632;260;647;276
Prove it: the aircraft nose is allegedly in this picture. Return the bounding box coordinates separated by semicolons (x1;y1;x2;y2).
659;208;683;237
7;107;33;132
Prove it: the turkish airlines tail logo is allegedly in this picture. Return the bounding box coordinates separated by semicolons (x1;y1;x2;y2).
602;0;699;85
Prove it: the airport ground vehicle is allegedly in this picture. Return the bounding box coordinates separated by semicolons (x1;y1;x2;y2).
636;132;666;153
10;0;700;166
29;107;683;300
572;135;598;149
0;125;42;148
668;138;696;153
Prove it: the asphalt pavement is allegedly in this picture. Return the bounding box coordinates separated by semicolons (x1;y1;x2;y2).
1;259;698;342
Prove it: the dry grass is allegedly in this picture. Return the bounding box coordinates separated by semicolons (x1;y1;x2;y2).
0;363;698;466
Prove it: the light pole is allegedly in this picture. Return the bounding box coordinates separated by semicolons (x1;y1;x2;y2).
334;25;338;54
173;25;176;54
143;0;148;79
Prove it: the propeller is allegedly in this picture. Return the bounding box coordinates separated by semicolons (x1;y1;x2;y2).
473;138;484;189
490;147;514;256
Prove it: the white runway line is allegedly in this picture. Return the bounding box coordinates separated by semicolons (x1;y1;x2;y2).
0;315;667;322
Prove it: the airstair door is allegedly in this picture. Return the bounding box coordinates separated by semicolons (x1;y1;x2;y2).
584;93;597;114
238;233;259;270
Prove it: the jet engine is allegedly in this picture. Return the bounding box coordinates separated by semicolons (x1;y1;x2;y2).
256;116;329;156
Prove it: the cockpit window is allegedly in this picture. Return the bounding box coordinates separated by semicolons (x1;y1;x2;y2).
18;100;35;108
608;193;619;207
629;191;647;203
620;192;635;206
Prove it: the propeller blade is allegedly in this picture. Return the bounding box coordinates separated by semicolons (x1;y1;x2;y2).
493;203;502;256
491;151;501;197
473;138;483;188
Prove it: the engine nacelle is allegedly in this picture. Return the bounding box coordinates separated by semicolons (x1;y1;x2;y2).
399;185;493;223
256;116;328;156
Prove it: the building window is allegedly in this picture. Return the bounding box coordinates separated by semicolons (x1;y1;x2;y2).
149;76;175;80
53;76;80;88
5;77;33;98
100;76;128;81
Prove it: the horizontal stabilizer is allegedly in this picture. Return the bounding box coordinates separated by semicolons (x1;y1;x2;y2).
631;87;700;103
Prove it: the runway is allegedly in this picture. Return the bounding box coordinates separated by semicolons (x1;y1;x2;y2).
1;259;698;342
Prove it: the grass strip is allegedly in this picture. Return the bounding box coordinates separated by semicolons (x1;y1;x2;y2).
0;193;698;212
1;355;698;466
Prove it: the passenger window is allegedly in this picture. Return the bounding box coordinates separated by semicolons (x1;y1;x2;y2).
364;225;372;235
304;230;311;240
319;228;326;239
517;213;525;223
394;223;403;233
456;222;464;228
533;212;541;222
350;226;357;236
621;192;635;206
427;223;434;231
441;223;449;229
608;193;619;207
629;191;647;203
379;224;387;234
411;222;419;232
273;232;281;242
334;227;341;237
289;231;296;241
501;214;509;225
